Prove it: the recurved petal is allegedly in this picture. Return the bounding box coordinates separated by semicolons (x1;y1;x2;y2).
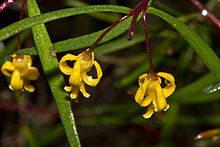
23;67;39;80
70;85;80;99
80;82;90;98
138;74;147;86
135;80;150;104
157;72;175;83
94;61;102;82
1;61;15;77
153;84;168;112
143;103;154;119
157;72;176;97
59;54;77;75
10;69;23;91
64;86;72;92
82;61;102;87
69;61;81;86
140;95;154;107
24;81;35;92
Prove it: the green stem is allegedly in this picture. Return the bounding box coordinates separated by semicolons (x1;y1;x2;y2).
27;0;81;146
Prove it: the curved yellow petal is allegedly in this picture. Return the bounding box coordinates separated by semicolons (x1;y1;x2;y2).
157;72;175;84
10;54;16;58
80;82;90;98
69;61;81;86
135;80;150;104
140;95;154;107
138;74;147;86
153;84;168;112
82;61;102;87
143;103;154;119
64;86;72;92
70;85;80;99
23;67;39;80
10;70;23;90
59;54;77;75
24;81;35;92
157;72;176;97
1;61;15;77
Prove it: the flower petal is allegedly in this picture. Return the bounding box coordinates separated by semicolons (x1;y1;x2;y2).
24;80;35;92
138;74;147;86
59;54;77;75
135;80;150;104
1;61;15;77
157;72;176;97
80;82;90;98
140;94;154;107
143;103;154;119
10;69;23;91
82;61;102;87
64;86;72;92
69;61;81;86
23;67;39;80
153;84;168;112
70;85;80;99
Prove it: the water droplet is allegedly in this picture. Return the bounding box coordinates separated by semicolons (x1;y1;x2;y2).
202;10;208;16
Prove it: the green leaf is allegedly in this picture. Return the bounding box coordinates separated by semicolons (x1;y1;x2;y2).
15;17;133;55
23;126;38;147
27;0;81;146
147;7;220;81
38;123;65;146
0;5;131;41
170;73;218;103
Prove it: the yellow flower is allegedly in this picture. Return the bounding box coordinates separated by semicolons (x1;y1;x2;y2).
59;49;102;99
1;54;40;97
135;72;176;119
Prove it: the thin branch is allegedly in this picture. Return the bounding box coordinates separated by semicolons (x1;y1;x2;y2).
17;0;26;50
0;101;59;117
0;0;17;14
188;0;220;30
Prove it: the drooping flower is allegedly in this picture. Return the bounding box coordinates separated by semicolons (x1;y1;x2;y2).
1;54;40;97
135;72;176;119
59;49;102;99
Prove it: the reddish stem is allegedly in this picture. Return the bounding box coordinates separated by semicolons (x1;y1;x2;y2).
89;0;150;52
89;14;132;52
142;10;154;72
89;0;154;72
0;0;16;13
0;101;94;119
17;0;26;50
188;0;220;30
0;101;59;117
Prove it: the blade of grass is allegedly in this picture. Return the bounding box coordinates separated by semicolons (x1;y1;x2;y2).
0;5;131;41
170;73;217;102
65;0;121;23
27;0;81;146
23;126;38;147
38;123;65;146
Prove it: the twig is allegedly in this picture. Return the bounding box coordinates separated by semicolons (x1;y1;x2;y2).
188;0;220;30
0;0;17;14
